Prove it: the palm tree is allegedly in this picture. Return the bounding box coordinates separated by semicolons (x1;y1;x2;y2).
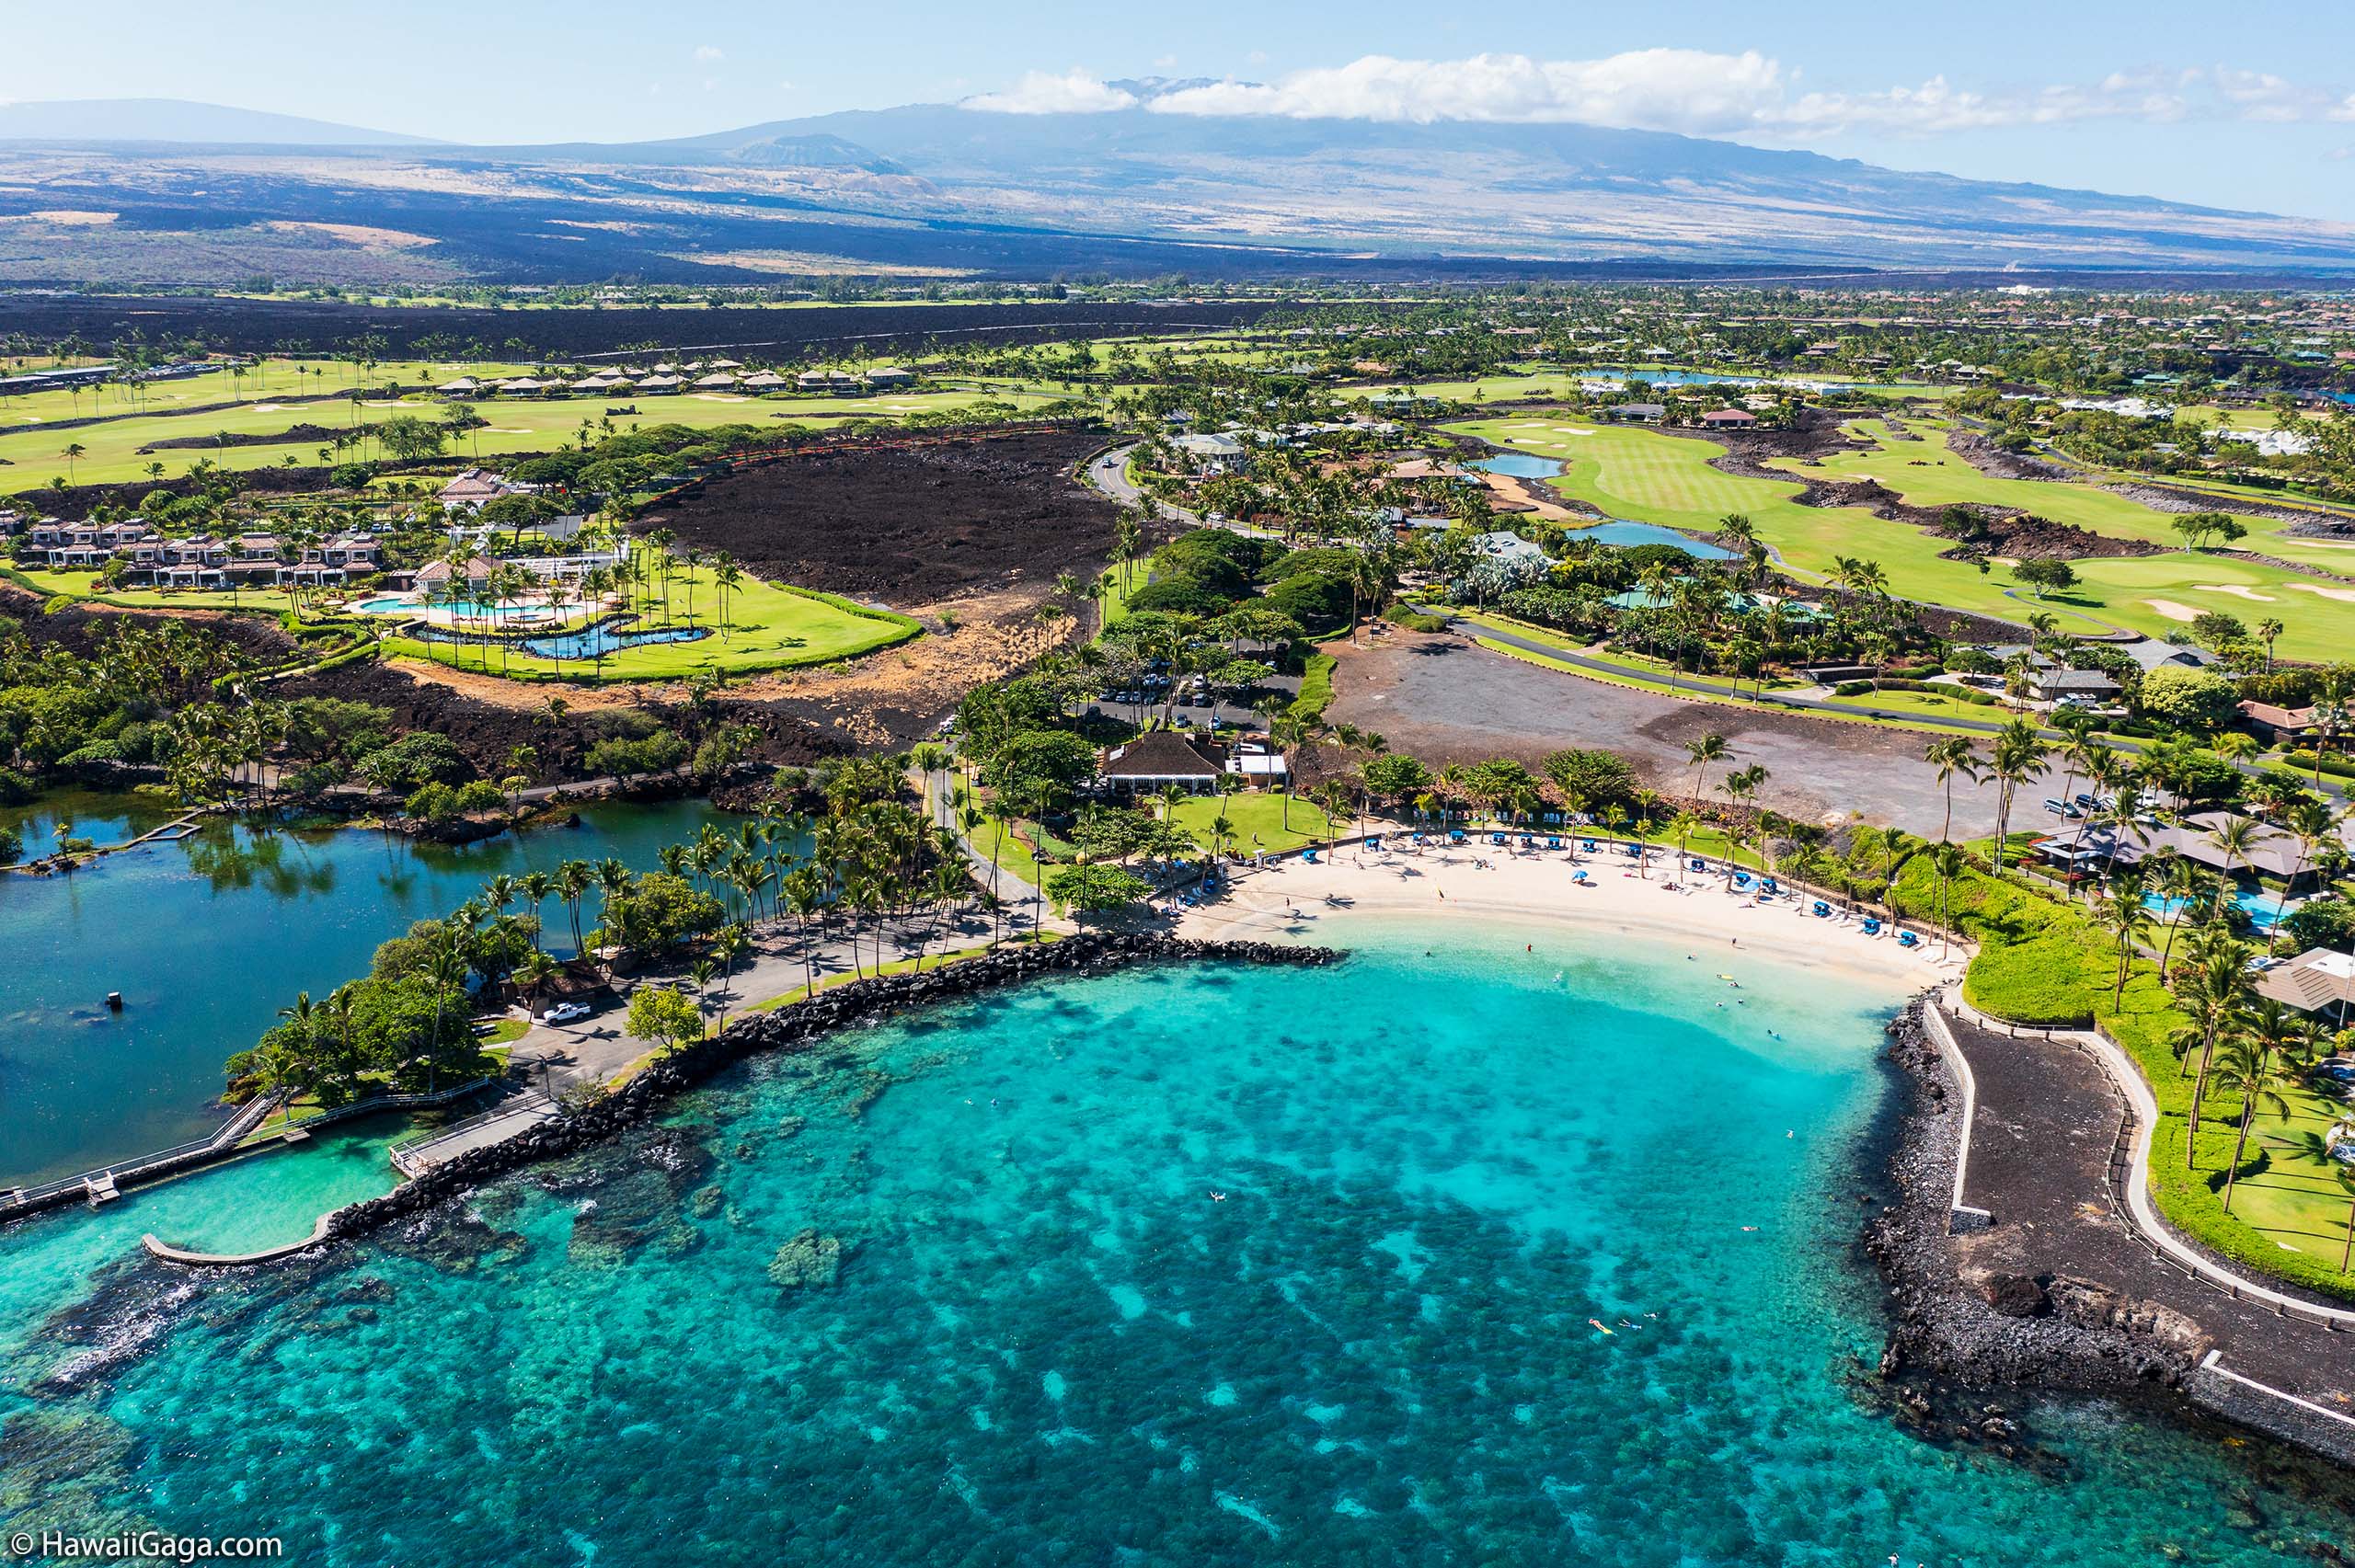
272;991;318;1124
2094;893;2153;1009
2203;817;2263;925
1666;810;1700;885
2211;1022;2292;1213
2273;798;2336;946
1684;732;1728;809
515;948;560;1021
1987;720;2048;874
2183;943;2254;1159
713;924;751;1027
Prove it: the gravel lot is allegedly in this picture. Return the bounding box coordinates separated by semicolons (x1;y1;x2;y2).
1327;630;2070;838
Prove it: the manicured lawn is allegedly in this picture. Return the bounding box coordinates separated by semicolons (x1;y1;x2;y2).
385;562;918;682
966;811;1049;892
8;566;308;614
1166;791;1336;856
1891;855;2355;1299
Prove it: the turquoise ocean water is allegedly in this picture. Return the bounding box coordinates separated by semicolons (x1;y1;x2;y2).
2;917;2349;1562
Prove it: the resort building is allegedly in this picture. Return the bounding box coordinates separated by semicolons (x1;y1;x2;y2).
437;468;534;511
1471;532;1548;565
2254;949;2355;1021
1697;408;1758;427
2118;810;2311;883
1608;403;1667;422
1098;731;1227;795
415;556;500;594
1172;431;1249;473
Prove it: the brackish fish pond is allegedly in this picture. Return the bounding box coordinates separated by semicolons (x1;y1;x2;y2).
0;796;738;1185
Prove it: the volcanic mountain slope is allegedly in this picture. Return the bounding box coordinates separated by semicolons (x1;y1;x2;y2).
3;96;2352;281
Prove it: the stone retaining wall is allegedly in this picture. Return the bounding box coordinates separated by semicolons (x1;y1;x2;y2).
283;934;1340;1257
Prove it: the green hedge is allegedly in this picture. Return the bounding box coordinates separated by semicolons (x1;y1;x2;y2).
1291;653;1338;723
1896;854;2355;1302
2282;749;2355;782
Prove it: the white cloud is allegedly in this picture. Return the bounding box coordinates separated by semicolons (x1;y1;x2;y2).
966;52;2355;141
964;69;1137;115
1152;50;1787;133
693;44;725;63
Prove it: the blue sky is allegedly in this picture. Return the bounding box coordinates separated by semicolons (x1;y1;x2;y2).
13;0;2355;217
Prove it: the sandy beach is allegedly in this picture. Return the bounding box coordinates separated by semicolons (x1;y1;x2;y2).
1175;839;1966;992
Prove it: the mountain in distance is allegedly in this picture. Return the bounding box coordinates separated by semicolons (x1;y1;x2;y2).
526;95;2355;271
2;95;2353;280
0;97;435;146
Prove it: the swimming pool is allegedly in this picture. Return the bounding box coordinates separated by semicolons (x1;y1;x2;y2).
352;595;420;616
2143;887;2294;931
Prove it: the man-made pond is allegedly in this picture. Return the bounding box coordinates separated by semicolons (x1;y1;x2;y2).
1466;452;1566;479
520;618;712;662
409;617;712;662
0;796;740;1185
1568;520;1738;558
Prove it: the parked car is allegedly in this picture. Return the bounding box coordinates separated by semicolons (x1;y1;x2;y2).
2042;798;2081;818
541;1001;592;1025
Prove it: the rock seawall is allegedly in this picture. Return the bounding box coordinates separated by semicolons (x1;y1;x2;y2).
1863;1001;2207;1443
312;933;1339;1251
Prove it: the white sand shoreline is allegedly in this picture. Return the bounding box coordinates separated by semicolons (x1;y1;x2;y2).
1174;841;1965;997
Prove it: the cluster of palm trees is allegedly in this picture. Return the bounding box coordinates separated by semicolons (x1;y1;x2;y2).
245;766;992;1104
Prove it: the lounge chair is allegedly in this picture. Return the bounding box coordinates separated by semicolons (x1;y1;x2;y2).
1688;857;1706;872
1545;836;1563;851
1366;836;1383;852
1570;869;1591;885
1862;917;1882;935
1732;872;1752;888
1897;931;1920;948
1580;839;1598;853
1303;849;1319;864
1811;900;1832;918
1519;834;1536;848
1762;876;1780;894
1450;830;1467;843
1489;832;1507;846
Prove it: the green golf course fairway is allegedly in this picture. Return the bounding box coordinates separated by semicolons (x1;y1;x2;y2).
1447;415;2355;659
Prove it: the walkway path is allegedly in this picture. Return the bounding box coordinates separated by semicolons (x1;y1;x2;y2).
1935;993;2355;1441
